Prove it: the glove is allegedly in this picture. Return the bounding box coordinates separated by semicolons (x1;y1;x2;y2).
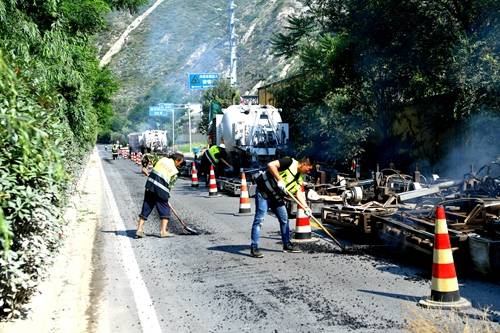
304;208;312;217
277;180;286;193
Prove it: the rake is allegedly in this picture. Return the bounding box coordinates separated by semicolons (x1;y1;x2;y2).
168;203;199;235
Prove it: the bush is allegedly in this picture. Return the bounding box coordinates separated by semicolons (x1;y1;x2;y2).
0;54;67;319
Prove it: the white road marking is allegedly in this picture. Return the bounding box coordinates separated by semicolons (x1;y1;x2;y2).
97;148;162;333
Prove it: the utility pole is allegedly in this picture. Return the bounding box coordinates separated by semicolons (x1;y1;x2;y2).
228;0;237;86
187;105;192;154
172;108;175;150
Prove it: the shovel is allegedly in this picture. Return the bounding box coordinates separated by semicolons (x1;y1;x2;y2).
284;188;345;250
168;203;199;235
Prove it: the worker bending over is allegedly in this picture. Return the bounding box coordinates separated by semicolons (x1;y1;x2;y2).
200;143;233;183
136;153;184;238
250;156;314;258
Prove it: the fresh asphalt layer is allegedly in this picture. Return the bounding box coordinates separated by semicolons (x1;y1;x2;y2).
95;146;499;332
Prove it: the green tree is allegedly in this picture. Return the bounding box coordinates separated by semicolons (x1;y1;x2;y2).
272;0;499;167
199;80;239;134
0;0;147;318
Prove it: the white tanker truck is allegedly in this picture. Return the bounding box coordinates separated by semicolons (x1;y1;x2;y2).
128;130;168;153
207;104;289;195
209;104;289;167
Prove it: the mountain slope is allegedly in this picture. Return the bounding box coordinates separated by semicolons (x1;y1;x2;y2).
99;0;302;127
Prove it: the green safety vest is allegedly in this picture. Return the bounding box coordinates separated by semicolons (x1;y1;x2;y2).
205;145;221;165
257;158;303;200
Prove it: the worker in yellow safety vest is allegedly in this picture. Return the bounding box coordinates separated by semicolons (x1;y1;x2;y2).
250;156;314;258
111;141;119;160
136;152;184;238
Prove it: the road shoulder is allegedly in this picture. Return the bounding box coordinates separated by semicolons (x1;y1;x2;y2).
0;149;103;333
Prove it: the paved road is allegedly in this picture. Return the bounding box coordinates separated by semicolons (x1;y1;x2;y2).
94;146;499;332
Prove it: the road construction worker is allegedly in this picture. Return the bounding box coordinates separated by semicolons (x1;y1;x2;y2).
136;152;184;239
200;143;233;184
250;156;314;258
111;142;119;160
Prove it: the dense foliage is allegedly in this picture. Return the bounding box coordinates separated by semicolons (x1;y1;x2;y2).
0;0;145;319
272;0;499;169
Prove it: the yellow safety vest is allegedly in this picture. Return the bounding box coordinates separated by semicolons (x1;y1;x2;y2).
145;157;179;200
257;158;303;200
205;145;221;165
278;159;303;195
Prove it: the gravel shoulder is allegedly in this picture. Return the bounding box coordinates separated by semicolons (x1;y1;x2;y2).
0;149;104;333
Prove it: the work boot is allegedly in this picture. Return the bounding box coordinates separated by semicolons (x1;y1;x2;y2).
283;243;302;253
135;229;145;239
160;231;175;238
250;247;264;258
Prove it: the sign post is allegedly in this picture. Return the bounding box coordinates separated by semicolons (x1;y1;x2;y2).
187;106;192;154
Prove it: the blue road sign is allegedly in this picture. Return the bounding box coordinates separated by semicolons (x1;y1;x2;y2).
149;105;172;117
188;73;219;90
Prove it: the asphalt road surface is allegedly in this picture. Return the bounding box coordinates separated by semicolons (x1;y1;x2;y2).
93;146;499;332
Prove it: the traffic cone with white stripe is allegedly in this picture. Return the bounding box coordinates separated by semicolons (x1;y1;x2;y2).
207;165;220;197
292;185;317;243
191;162;199;187
235;169;252;215
418;205;471;309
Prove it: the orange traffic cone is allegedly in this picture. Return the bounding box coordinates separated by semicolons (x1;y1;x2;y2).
136;153;142;165
191;162;199;187
234;169;252;215
418;206;471;309
292;185;317;243
207;165;220;197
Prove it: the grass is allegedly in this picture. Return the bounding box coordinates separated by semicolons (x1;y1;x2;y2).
174;142;207;154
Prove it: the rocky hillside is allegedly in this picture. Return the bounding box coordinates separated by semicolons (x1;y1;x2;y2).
98;0;303;125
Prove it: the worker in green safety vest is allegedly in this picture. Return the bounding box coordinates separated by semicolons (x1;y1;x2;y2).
250;156;314;258
200;143;233;184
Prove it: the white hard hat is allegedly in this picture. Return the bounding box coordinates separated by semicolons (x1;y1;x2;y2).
219;143;226;149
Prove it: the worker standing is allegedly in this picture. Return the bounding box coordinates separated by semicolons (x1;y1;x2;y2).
250;156;314;258
136;152;184;238
111;141;119;160
200;143;233;184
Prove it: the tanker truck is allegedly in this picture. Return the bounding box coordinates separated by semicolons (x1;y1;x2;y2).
142;130;168;152
207;104;289;195
128;132;142;152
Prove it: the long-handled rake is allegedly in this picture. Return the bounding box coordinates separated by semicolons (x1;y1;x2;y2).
284;189;345;250
168;203;199;235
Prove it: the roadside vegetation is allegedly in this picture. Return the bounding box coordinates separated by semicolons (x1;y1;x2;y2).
272;0;499;170
0;0;146;319
199;79;240;135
